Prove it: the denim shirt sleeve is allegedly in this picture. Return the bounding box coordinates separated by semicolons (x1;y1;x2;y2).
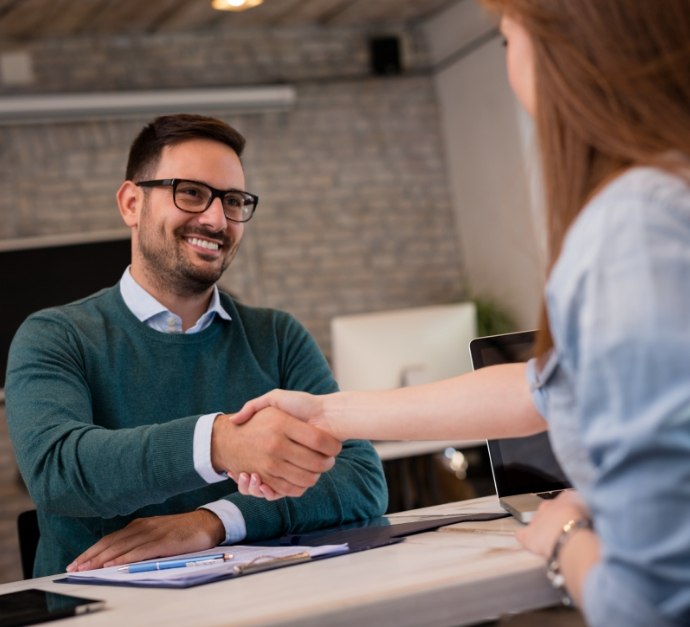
526;352;557;419
546;168;690;626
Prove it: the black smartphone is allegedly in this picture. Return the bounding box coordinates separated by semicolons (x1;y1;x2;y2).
0;588;105;627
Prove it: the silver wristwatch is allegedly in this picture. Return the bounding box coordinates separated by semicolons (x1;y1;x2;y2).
546;517;593;606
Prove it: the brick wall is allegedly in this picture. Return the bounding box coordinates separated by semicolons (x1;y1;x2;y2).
0;25;429;93
0;23;467;582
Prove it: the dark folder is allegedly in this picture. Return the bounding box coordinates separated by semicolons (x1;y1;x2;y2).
279;511;509;552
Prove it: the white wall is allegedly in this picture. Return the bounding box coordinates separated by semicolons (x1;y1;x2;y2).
423;0;545;329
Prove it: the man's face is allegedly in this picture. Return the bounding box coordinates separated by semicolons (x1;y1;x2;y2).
131;138;246;297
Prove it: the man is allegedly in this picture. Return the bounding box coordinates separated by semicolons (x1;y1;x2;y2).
6;113;387;577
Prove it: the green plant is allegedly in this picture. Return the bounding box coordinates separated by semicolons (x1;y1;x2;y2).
473;295;517;337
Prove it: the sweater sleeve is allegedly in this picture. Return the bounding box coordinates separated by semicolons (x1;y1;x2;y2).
6;311;207;518
225;311;388;540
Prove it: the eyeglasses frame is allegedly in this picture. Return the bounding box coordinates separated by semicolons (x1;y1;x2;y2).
135;178;259;223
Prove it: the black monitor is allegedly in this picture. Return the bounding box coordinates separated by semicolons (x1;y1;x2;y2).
0;230;131;395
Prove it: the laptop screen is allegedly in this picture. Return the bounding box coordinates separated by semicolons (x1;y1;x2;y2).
469;331;571;497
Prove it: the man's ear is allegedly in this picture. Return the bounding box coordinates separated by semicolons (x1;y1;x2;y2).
117;180;141;227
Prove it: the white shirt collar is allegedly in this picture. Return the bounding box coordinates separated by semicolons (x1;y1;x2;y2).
119;267;232;333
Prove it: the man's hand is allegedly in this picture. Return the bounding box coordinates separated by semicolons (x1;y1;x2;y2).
66;509;225;572
212;406;342;499
229;471;280;500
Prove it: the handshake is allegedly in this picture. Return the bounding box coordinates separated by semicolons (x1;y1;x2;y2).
211;390;342;501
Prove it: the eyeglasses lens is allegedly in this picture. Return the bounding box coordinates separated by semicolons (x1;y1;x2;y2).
173;181;254;222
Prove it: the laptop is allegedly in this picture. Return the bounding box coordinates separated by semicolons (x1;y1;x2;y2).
469;330;571;523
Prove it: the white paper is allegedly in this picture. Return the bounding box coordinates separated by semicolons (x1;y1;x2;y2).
65;544;348;587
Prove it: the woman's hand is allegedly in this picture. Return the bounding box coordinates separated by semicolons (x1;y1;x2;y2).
229;471;280;500
516;490;590;558
517;490;599;608
232;389;332;433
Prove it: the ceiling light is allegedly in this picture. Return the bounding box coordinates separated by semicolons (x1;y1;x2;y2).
211;0;264;11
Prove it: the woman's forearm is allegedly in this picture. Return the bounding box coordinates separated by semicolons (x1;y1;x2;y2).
324;362;546;441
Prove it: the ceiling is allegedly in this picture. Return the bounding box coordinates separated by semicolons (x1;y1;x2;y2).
0;0;455;42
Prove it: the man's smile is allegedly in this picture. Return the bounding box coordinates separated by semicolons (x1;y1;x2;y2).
185;236;222;252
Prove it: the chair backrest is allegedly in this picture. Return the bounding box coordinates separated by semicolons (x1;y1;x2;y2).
16;509;40;579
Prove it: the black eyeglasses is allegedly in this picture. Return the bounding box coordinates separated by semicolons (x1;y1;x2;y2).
136;178;258;223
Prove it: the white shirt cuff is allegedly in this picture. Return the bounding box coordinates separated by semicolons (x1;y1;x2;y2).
200;501;247;544
193;414;247;543
193;412;228;483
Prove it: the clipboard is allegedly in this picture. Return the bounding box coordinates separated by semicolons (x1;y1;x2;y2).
57;544;348;589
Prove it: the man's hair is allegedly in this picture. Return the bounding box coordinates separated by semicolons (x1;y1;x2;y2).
479;0;690;350
125;113;247;181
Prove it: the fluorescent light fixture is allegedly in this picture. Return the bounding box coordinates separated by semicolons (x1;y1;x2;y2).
212;0;264;11
0;85;296;124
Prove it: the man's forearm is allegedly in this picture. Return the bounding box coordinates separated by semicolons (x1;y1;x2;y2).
14;413;204;518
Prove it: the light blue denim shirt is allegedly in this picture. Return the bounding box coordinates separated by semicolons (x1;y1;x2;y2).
528;166;690;626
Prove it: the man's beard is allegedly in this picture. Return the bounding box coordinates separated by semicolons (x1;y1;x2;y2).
137;204;238;297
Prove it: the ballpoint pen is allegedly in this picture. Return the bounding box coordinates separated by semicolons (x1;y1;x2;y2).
117;553;234;574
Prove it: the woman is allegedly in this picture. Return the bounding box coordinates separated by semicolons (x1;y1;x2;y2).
233;1;690;624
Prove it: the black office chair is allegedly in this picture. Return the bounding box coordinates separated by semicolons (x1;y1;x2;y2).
16;509;40;579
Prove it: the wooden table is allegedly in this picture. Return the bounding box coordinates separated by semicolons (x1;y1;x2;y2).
0;496;565;626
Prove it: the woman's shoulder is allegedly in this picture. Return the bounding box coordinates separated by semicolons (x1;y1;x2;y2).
565;165;690;257
595;164;690;211
550;164;690;301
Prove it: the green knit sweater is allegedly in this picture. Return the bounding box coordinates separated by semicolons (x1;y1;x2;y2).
6;286;387;576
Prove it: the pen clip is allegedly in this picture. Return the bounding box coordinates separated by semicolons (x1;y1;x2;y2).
184;554;234;567
233;551;311;576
